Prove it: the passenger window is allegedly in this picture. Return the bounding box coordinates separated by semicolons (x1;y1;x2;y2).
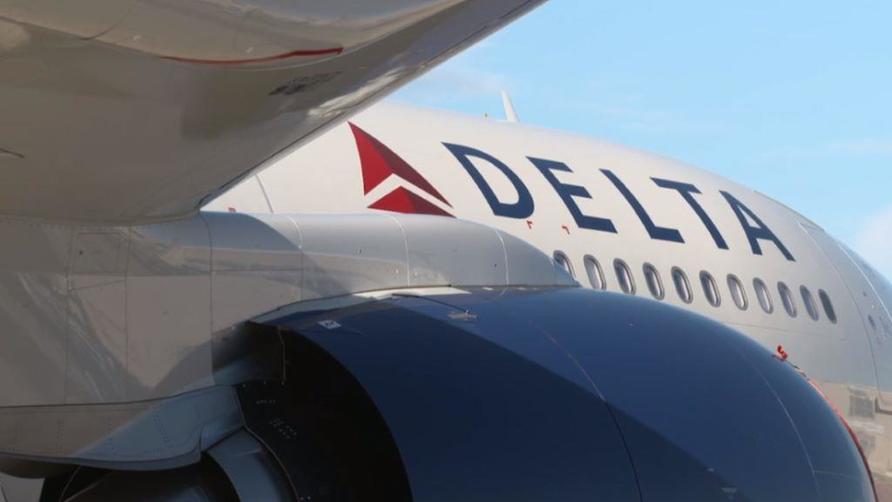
800;286;819;321
778;282;797;318
672;267;693;304
614;259;636;295
584;255;607;290
754;278;774;314
553;251;574;278
869;315;877;331
727;275;748;310
818;290;837;323
643;263;664;300
700;271;721;307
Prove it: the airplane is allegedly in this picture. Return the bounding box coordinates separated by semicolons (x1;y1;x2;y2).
207;101;892;500
0;1;886;501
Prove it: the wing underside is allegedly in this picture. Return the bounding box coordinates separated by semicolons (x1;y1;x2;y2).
0;0;542;223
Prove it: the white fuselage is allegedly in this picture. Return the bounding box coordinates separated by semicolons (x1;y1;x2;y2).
209;101;892;480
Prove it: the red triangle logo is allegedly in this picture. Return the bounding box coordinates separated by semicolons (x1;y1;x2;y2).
349;123;452;208
368;186;453;217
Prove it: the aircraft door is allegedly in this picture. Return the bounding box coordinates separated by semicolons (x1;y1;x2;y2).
803;224;892;403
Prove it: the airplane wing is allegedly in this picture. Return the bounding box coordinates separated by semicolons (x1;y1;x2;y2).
0;0;543;224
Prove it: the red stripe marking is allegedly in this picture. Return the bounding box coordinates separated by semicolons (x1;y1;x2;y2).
163;47;343;65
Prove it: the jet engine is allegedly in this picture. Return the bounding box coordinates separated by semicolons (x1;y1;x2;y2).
38;286;875;501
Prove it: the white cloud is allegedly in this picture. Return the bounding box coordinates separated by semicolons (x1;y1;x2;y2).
400;64;510;100
758;138;892;168
854;205;892;282
554;78;725;136
394;42;513;107
583;103;723;135
828;139;892;157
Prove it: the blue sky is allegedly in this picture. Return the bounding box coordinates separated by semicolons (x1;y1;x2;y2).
394;1;892;279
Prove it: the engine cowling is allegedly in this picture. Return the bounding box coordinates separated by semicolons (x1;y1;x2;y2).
38;286;875;501
255;286;875;501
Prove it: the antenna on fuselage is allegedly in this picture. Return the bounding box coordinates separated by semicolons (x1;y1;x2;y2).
501;90;519;123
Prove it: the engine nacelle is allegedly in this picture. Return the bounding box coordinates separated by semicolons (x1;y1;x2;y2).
254;286;875;501
35;286;876;500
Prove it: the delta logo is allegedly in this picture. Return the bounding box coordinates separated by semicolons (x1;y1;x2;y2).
349;123;796;262
349;123;453;217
